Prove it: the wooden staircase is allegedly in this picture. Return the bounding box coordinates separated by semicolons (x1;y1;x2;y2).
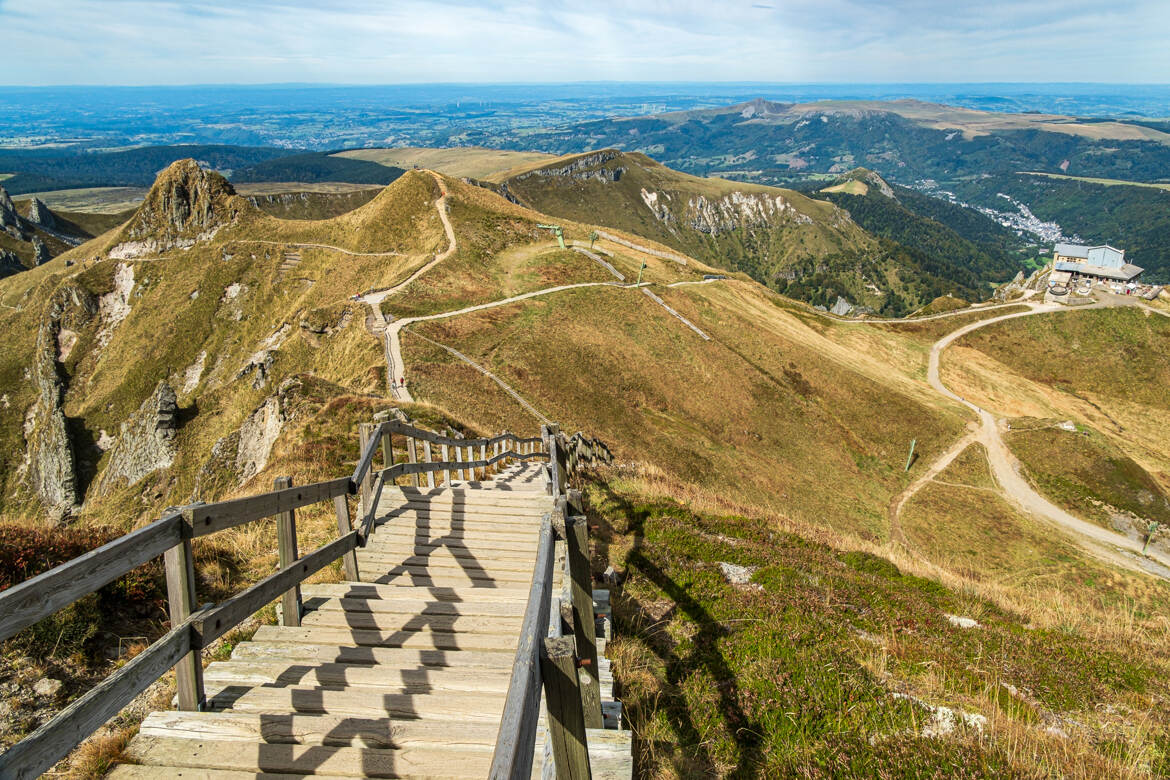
108;462;630;778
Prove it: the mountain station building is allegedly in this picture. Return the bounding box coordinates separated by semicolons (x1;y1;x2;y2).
1050;243;1143;286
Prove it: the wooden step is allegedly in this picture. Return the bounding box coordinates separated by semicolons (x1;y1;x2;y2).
229;641;516;670
360;571;532;589
137;710;504;748
203;660;512;694
123;734;494;778
110;767;341;780
352;553;537;575
294;582;534;603
369;524;541;544
299;592;527;618
377;505;550;521
358;540;540;562
252;625;520;652
299;608;523;635
205;683;506;722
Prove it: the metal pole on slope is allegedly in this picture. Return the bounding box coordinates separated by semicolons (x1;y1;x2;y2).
904;439;917;472
636;260;646;285
1143;521;1160;555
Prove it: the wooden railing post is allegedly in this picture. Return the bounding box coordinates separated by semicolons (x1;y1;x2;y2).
380;425;394;483
441;442;450;486
274;476;301;627
423;440;435;488
479;442;487;482
164;538;203;711
333;495;359;580
358;423;375;516
565;514;602;728
540;636;592;779
407;436;421;487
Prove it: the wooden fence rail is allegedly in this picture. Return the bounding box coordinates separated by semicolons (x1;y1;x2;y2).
0;411;604;780
489;425;615;779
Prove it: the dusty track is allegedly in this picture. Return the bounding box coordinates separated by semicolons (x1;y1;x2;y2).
925;301;1170;578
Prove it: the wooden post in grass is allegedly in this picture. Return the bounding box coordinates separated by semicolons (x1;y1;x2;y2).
540;636;592;779
904;439;917;472
274;476;301;627
164;538;203;711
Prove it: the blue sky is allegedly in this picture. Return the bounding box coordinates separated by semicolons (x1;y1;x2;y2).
0;0;1167;85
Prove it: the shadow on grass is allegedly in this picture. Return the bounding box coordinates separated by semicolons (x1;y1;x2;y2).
593;481;765;778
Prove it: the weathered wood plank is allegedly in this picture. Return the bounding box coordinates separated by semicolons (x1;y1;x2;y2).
0;513;182;643
229;641;517;669
540;636;591;780
194;531;358;647
250;624;521;651
488;515;554;780
333;494;360;581
202;659;514;693
566;517;602;729
290;582;535;603
137;710;506;748
352;421;385;489
165;538;204;711
185;477;352;538
125;735;496;777
383;421;541;450
274;476;301;628
205;684;507;721
299;592;527;617
0;621;192;780
299;609;524;635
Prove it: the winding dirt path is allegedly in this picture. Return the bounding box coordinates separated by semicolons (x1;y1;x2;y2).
925;300;1170;577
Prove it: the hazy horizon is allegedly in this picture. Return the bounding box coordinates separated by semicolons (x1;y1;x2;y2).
1;1;1167;86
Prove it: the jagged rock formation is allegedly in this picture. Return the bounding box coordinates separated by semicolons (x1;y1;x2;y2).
831;296;855;316
21;285;99;520
95;382;179;495
110;159;246;260
192;382;293;497
0;186;17;228
32;237;50;265
667;190;814;235
26;198;56;230
511;150;626;183
0;250;22;278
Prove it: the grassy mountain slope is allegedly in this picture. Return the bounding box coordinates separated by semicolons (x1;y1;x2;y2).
814;169;1022;294
1;161;1168;776
489;150;1002;314
503;99;1170;184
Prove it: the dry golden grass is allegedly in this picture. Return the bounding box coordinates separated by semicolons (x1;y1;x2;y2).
333;147;556;181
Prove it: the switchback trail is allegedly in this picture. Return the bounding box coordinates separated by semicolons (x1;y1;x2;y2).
926;301;1170;578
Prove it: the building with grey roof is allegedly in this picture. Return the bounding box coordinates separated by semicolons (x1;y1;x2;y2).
1051;243;1143;283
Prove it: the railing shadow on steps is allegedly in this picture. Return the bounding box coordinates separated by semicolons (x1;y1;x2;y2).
488;424;616;780
0;412;571;780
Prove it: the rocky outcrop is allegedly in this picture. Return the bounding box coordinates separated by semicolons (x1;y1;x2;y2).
192;382;293;497
95;382;180;495
109;159;246;259
31;237;50;265
0;249;22;278
830;296;855;317
0;186;17;229
513;150;626;183
639;186;814;236
26;198;56;230
21;284;99;520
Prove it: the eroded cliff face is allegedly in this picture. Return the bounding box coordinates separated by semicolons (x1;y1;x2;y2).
639;187;817;235
109;159;246;260
20;285;99;521
94;382;180;496
513;150;626;183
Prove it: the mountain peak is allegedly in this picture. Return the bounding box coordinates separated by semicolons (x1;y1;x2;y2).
821;167;897;199
111;159;247;259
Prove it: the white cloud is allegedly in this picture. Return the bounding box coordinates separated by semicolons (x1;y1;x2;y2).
0;0;1165;84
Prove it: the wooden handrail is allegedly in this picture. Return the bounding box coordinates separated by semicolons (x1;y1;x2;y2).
0;410;607;779
488;514;556;779
0;609;204;780
0;512;183;644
